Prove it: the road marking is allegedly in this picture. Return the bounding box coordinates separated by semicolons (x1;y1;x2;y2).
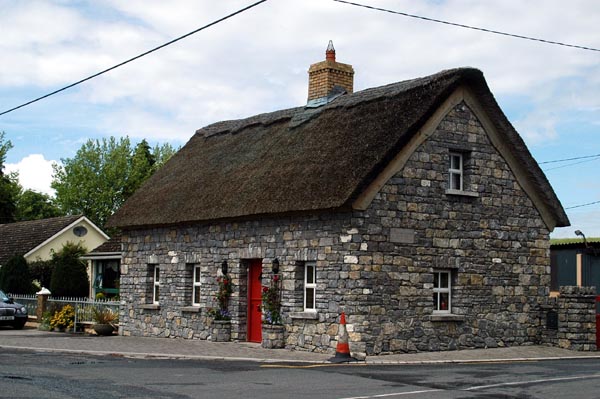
336;390;442;399
464;373;600;391
261;363;367;369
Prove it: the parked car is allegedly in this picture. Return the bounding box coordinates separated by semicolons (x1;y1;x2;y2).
0;290;28;329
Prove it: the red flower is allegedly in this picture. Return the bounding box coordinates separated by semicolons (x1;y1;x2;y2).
273;275;279;282
223;279;229;285
262;286;268;293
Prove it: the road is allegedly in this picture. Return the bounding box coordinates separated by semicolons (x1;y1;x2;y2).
0;348;599;398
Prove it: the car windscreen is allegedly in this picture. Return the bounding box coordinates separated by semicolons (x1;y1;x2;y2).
0;290;9;302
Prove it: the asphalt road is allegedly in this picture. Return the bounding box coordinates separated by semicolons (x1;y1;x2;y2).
1;348;599;398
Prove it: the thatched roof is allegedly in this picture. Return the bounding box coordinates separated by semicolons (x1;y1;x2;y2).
0;215;83;266
108;68;569;229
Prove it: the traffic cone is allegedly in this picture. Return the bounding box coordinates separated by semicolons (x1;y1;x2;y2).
329;312;356;363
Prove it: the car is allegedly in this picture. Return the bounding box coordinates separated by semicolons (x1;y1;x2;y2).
0;289;28;329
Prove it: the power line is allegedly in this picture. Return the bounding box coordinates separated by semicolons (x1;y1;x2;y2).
539;153;600;164
332;0;600;53
543;157;600;172
565;200;600;210
0;0;268;117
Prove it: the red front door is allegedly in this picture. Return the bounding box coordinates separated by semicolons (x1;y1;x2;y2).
248;259;262;342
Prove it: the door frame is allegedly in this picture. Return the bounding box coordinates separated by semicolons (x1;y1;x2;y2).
247;259;263;342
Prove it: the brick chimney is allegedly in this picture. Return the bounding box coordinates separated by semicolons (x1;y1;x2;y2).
307;41;354;102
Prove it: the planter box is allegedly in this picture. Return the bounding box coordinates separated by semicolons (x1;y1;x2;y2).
210;320;231;342
262;324;285;349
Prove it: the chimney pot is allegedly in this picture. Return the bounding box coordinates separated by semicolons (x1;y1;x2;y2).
326;40;336;61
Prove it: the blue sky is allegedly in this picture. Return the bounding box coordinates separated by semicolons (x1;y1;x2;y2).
0;0;598;238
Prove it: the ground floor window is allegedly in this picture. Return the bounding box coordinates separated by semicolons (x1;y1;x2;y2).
433;270;451;313
192;265;201;306
304;262;316;311
153;265;160;305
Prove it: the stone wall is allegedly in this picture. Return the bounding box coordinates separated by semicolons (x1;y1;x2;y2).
557;286;596;351
119;101;553;355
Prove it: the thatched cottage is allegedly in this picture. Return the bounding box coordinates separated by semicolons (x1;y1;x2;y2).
108;43;570;355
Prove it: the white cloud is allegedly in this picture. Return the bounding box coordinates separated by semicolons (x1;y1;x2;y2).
5;154;56;196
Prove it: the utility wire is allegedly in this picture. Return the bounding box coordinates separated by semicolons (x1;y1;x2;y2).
539;153;600;164
565;200;600;210
0;0;268;117
333;0;600;53
543;157;600;172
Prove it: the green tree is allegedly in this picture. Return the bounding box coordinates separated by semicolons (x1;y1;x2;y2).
29;259;54;289
0;255;33;294
49;242;89;298
0;132;20;224
51;137;176;229
15;190;62;221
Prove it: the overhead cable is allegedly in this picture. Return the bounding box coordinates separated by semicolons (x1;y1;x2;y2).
333;0;600;52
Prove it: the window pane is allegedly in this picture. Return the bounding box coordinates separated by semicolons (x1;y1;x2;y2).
155;267;160;282
154;285;159;302
440;272;449;288
439;293;449;310
194;288;201;305
450;172;461;190
433;292;439;310
434;272;439;288
305;288;315;309
306;265;314;284
194;267;201;283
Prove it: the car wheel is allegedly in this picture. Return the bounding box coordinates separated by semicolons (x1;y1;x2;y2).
13;320;26;330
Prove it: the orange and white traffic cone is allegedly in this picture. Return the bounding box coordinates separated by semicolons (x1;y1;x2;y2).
329;312;356;363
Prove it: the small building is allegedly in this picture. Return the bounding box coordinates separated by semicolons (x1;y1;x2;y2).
0;215;110;296
550;236;600;295
108;44;570;355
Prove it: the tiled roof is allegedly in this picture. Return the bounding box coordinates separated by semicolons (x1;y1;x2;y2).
0;215;83;265
89;233;121;253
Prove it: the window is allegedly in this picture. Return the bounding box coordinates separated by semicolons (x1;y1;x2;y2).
192;265;201;306
153;265;160;305
433;270;451;313
304;262;316;311
449;152;463;191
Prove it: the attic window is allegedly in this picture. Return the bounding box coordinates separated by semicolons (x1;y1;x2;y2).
445;150;479;198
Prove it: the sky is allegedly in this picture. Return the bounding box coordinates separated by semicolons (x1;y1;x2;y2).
0;0;598;238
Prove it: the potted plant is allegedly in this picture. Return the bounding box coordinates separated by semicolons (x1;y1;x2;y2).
261;273;285;348
92;307;118;336
208;274;233;341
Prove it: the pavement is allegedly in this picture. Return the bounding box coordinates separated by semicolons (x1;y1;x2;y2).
1;324;599;365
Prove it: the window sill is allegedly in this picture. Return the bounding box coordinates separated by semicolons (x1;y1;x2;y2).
445;189;479;198
290;311;319;320
181;306;201;313
140;304;160;310
429;314;465;322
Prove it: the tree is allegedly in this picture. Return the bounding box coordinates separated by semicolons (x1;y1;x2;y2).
29;259;54;289
0;255;33;294
15;190;62;221
49;242;89;298
0;132;20;224
51;137;176;229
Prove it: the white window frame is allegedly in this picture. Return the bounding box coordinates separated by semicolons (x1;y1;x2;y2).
449;152;463;191
192;265;201;306
304;262;316;312
153;265;160;305
433;270;451;314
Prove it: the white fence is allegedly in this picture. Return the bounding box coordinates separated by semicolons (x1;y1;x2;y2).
9;293;120;330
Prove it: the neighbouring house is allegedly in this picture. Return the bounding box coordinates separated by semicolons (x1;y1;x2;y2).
0;215;109;294
550;236;600;295
82;234;122;299
108;43;572;355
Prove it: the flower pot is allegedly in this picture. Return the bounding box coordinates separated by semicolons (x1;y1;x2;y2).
261;324;285;349
93;323;115;336
210;320;231;342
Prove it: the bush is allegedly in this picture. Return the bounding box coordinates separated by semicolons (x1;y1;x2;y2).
50;242;89;297
50;305;75;330
0;255;34;294
29;259;54;289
